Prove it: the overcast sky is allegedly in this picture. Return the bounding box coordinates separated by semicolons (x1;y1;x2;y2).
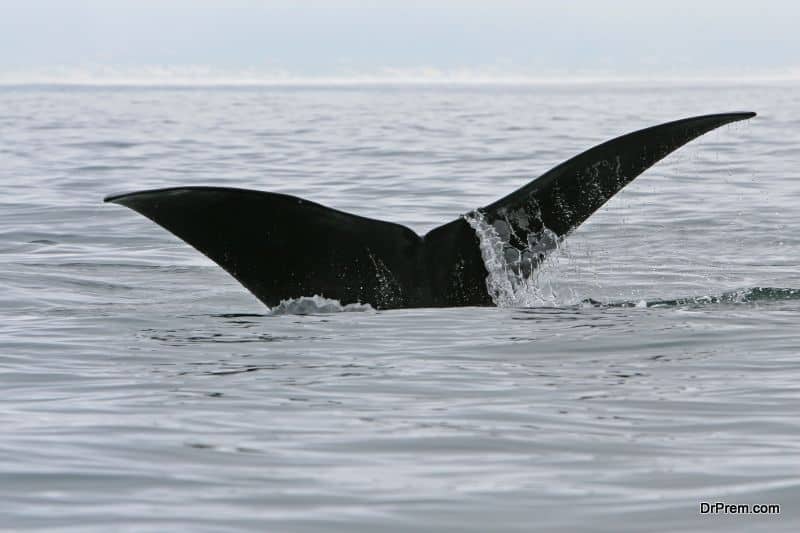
2;0;798;82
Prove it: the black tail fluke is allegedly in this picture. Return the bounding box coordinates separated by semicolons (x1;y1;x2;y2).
483;112;756;236
105;187;424;308
106;112;755;309
424;112;756;305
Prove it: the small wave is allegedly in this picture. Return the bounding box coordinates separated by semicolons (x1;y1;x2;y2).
639;287;800;308
66;140;139;149
577;287;800;310
268;295;374;316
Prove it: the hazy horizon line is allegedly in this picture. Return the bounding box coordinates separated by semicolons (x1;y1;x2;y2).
0;66;800;86
1;66;799;87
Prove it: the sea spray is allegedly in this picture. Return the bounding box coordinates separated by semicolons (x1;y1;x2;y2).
463;210;582;307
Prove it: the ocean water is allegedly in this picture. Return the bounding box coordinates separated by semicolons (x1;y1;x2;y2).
1;83;799;532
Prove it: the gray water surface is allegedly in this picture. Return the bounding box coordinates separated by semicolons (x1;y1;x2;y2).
1;83;799;532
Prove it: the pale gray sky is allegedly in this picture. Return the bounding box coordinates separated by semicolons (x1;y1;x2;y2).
1;0;798;82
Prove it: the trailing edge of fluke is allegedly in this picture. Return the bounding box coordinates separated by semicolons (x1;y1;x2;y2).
105;112;756;309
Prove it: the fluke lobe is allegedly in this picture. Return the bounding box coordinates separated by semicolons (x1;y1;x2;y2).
105;112;755;309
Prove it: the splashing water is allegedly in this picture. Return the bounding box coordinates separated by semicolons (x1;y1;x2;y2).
463;210;581;307
463;209;800;310
268;295;374;315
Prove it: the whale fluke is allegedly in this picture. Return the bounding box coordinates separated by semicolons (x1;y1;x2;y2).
105;112;755;309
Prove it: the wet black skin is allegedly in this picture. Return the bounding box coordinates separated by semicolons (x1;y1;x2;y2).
106;112;755;309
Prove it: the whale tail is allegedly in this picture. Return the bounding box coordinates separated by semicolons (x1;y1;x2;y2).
105;112;755;309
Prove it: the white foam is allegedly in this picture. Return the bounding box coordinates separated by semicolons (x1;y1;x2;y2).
268;295;374;316
463;210;580;308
